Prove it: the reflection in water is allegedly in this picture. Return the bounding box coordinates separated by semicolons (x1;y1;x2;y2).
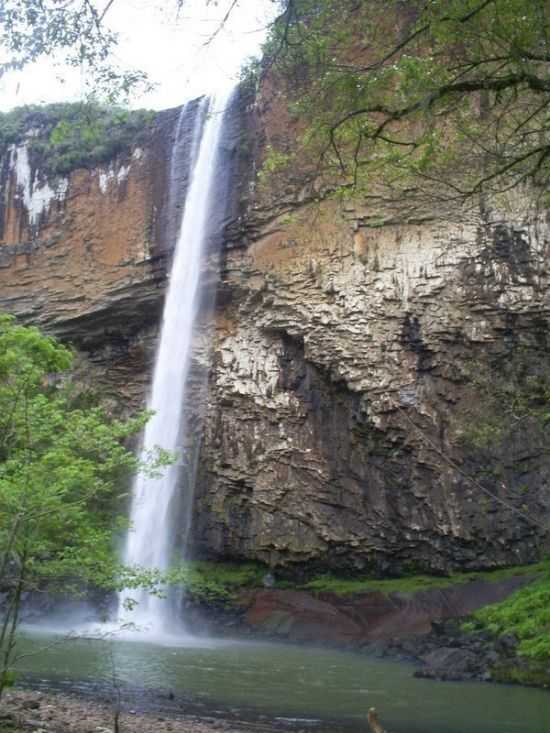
14;629;550;733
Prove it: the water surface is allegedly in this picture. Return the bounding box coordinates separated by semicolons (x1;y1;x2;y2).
14;628;550;733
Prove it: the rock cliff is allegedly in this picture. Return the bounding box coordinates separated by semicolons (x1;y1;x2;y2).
191;187;550;573
1;92;549;575
0;106;180;408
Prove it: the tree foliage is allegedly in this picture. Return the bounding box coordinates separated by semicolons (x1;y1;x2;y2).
259;0;550;203
0;102;154;176
0;0;149;101
0;315;167;696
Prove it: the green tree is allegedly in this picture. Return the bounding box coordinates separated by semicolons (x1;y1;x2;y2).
0;314;166;698
256;0;550;203
0;102;155;176
0;0;149;101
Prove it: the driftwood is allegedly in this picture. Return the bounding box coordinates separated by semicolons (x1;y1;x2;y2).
367;707;386;733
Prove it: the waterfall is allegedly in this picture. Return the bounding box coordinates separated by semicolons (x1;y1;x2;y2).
118;89;235;634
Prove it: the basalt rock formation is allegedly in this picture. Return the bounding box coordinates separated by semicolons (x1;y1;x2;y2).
1;88;549;576
190;190;550;574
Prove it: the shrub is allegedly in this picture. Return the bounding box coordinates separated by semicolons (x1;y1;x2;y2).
0;102;154;176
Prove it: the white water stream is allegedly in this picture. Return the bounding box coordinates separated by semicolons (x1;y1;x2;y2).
118;90;233;633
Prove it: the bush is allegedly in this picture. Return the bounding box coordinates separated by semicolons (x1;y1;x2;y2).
474;560;550;662
167;561;266;603
0;102;154;176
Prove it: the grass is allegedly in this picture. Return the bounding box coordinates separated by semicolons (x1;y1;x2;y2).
472;560;550;664
169;559;545;604
298;562;545;596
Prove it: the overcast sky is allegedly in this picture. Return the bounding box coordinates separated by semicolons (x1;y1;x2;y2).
0;0;277;111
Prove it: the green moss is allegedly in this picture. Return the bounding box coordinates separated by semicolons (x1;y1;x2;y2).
166;559;545;617
300;562;545;597
258;144;294;186
301;573;457;595
473;561;550;665
491;662;550;687
0;102;154;176
168;561;267;604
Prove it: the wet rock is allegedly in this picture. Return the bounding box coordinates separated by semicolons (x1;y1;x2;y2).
0;712;17;724
496;633;518;654
23;718;48;729
417;647;480;680
486;650;500;665
244;590;363;643
362;639;391;658
192;192;550;572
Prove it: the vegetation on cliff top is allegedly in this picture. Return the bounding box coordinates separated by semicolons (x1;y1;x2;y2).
0;102;154;176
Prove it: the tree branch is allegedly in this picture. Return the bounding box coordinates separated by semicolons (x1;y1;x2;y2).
328;71;550;147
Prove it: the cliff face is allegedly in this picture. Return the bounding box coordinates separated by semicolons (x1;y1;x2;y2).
191;189;550;573
0;108;181;408
1;96;549;575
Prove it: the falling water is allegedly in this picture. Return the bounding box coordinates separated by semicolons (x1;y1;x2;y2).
118;89;234;633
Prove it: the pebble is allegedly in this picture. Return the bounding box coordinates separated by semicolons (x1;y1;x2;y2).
2;689;256;733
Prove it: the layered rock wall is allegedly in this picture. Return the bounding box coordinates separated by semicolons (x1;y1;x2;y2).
0;107;182;408
190;188;550;573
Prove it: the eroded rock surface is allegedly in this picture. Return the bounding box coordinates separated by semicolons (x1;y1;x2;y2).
239;577;533;643
191;189;550;572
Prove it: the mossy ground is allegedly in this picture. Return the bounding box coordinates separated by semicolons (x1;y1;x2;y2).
174;559;545;602
293;562;544;596
169;561;265;603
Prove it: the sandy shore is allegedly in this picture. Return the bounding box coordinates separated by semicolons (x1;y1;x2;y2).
0;690;271;733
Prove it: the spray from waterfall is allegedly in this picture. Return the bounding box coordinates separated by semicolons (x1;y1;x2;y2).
118;88;235;634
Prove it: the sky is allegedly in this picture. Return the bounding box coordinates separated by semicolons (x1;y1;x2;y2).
0;0;278;111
